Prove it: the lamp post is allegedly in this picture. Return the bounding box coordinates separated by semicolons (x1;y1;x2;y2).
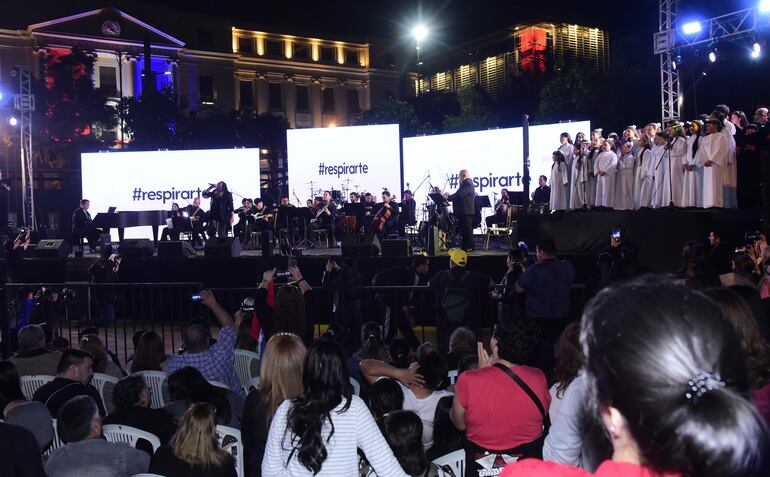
412;25;428;95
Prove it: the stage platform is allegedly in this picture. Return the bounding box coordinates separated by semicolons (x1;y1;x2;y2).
6;209;762;287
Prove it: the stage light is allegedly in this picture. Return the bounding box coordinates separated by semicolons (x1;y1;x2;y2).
412;25;429;42
682;21;702;35
708;50;717;62
672;60;677;70
8;116;18;126
760;0;770;13
0;92;3;100
752;42;762;58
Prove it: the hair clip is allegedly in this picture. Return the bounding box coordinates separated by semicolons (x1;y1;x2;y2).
685;372;725;404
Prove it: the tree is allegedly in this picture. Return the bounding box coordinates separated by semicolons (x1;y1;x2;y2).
356;98;433;136
442;86;499;133
116;88;190;149
536;65;604;125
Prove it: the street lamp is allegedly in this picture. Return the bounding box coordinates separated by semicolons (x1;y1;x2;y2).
412;25;429;95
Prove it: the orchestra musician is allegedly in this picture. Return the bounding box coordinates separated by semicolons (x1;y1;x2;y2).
252;199;273;232
371;190;399;236
312;190;338;246
160;202;184;241
446;169;476;252
486;188;510;228
71;199;103;252
202;181;234;238
234;198;256;244
280;197;294;208
398;190;417;236
362;192;376;229
531;175;551;207
349;192;360;203
184;197;206;246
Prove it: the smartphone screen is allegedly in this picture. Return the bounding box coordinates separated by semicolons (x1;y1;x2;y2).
612;228;621;241
191;294;202;302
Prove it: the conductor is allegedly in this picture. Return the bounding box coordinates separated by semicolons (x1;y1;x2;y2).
446;169;476;251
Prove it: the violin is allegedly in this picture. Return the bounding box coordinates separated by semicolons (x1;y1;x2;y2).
367;202;392;233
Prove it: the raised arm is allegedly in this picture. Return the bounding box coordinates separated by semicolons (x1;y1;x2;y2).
359;359;424;387
200;290;234;328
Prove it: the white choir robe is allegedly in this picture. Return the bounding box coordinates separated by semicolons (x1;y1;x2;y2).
549;161;569;211
586;152;599;207
614;152;636;210
651;144;669;208
667;137;687;207
634;148;654;209
569;153;588;209
721;121;738;208
594;151;618;207
558;143;575;208
699;132;729;208
682;135;702;208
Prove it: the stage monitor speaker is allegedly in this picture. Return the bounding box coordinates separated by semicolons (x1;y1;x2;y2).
381;239;412;257
158;241;196;258
205;237;241;258
342;233;380;258
33;239;71;259
427;226;443;256
119;239;155;259
261;230;273;257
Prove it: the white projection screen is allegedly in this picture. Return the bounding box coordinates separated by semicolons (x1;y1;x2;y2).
81;148;261;240
528;121;592;187
286;124;401;203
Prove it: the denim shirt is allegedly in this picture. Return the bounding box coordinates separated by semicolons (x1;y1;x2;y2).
45;438;150;477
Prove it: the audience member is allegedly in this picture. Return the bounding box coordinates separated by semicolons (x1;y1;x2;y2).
383;410;437;477
0;360;53;451
272;266;313;343
165;366;242;429
242;333;306;477
493;248;529;320
549;322;582;421
452;320;550;476
322;258;366;348
46;396;150;477
79;334;124;379
426;395;463;461
129;330;168;373
515;239;575;343
104;375;176;446
371;256;430;348
457;354;478;375
8;324;62;376
704;287;770;425
428;249;493;353
446;326;475;370
40;322;68;352
262;339;408;476
353;322;387;361
165;290;244;398
503;276;770;476
33;349;106;417
388;338;413;369
369;377;404;427
708;229;733;275
0;422;46;477
150;402;237;477
361;351;452;448
720;253;759;287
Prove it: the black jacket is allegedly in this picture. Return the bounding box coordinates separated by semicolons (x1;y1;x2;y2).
449;178;475;215
72;208;92;235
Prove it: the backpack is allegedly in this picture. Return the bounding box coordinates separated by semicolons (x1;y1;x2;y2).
442;271;471;324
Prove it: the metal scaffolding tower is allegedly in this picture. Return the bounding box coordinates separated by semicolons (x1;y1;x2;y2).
13;66;36;229
655;0;681;124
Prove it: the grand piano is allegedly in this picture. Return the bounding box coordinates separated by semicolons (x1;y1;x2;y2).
90;210;168;243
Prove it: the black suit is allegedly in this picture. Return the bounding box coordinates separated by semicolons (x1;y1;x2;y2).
398;198;417;236
448;178;476;250
71;207;102;249
203;190;234;238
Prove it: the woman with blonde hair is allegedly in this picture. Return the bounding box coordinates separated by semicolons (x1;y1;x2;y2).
242;333;307;477
150;402;236;477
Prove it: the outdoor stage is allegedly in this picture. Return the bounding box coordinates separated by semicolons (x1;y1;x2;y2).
7;209;763;287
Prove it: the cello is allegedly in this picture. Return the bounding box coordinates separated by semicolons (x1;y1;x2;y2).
367;202;392;234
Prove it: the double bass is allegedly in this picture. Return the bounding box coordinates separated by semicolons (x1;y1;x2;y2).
366;202;392;233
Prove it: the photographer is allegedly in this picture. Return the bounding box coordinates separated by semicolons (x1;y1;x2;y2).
595;229;636;291
254;266;313;344
3;227;31;280
322;257;365;347
87;251;122;326
492;247;530;322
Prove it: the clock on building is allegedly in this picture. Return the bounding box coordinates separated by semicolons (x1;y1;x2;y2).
101;20;122;37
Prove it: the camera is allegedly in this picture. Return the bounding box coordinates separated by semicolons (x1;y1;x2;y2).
746;231;762;243
191;294;202;302
275;270;291;279
60;288;76;302
241;297;255;312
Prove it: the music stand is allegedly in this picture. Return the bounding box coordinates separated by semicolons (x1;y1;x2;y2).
478;195;491;208
429;193;449;207
290;207;313;248
343;202;364;216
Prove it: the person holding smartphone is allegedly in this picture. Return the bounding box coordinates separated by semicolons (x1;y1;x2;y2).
595;228;635;291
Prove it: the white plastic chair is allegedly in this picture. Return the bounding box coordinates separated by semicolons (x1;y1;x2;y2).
208;380;231;392
234;349;259;387
20;374;55;400
134;371;168;409
103;424;161;453
132;474;166;477
350;377;361;396
217;425;244;477
448;370;459;385
91;372;119;414
44;418;64;456
243;376;260;396
432;449;465;477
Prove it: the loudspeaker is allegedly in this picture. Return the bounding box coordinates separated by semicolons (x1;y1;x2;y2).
261;230;273;257
381;239;412;257
158;241;196;258
342;233;380;258
427;226;443;256
119;239;155;259
33;239;71;259
204;237;241;258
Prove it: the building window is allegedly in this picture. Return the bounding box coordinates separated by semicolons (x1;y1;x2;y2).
198;30;214;47
98;66;117;97
294;43;309;60
266;39;283;57
322;87;335;113
347;89;360;113
296;85;310;111
268;83;282;109
199;75;215;105
238;37;253;53
239;80;254;109
320;46;335;63
345;49;359;65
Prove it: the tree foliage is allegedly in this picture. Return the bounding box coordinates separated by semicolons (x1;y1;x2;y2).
356;98;433;136
536;65;603;125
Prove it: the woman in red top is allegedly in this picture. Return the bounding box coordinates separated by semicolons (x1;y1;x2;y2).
503;277;770;477
450;319;549;474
